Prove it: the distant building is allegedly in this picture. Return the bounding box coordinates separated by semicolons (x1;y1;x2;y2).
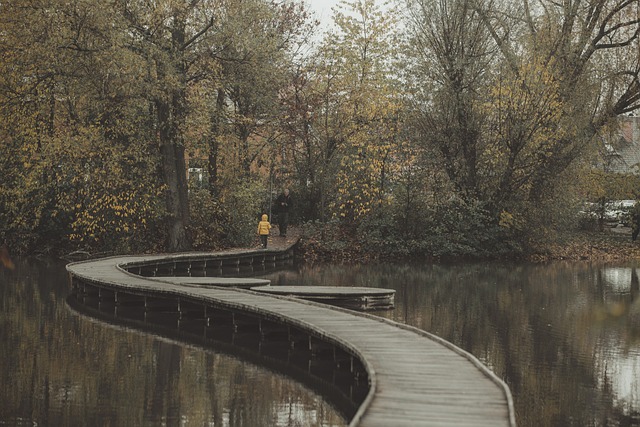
603;115;640;174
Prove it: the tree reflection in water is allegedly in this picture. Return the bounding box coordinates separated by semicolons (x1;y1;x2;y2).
266;261;640;427
4;257;640;427
0;258;347;427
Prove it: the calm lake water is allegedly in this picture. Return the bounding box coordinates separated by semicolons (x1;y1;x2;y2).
264;261;640;427
2;258;640;426
0;258;347;427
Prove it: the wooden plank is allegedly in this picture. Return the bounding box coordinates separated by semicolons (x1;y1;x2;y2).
251;285;395;296
250;285;395;311
150;276;270;288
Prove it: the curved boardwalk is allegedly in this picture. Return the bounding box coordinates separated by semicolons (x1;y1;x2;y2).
66;246;516;427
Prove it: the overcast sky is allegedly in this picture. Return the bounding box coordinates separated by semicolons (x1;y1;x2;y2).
307;1;394;30
308;0;340;15
308;0;340;26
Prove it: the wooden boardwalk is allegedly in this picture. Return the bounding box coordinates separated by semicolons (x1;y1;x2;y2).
66;247;516;427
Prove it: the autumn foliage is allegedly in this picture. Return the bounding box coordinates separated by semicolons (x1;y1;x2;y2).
1;0;639;258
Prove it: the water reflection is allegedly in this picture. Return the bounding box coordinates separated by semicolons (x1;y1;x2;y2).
265;262;640;427
0;259;346;427
595;267;640;423
6;257;640;427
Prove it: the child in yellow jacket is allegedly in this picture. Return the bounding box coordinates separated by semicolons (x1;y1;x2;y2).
257;214;271;248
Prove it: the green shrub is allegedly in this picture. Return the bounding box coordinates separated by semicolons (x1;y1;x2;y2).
220;179;267;248
188;188;227;250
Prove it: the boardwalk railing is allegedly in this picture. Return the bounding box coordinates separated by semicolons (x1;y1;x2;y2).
66;245;517;427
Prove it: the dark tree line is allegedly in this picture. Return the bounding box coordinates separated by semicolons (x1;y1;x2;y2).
1;0;638;257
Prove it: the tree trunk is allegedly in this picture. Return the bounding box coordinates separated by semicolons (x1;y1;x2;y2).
157;98;191;252
151;11;192;252
207;88;225;196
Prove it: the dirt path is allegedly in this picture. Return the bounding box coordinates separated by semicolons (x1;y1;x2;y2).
246;225;301;251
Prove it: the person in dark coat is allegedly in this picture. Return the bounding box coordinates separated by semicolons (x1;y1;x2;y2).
275;188;292;237
632;202;640;241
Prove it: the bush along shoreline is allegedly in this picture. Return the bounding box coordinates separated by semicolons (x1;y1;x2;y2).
296;223;640;264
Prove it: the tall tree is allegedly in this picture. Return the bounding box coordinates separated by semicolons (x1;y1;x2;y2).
115;0;227;251
318;0;405;222
407;0;494;200
278;53;347;222
406;0;640;224
195;0;311;191
475;0;640;200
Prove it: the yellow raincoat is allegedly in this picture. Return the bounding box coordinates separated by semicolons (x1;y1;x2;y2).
257;214;271;235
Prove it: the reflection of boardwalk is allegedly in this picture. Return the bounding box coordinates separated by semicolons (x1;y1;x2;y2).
66;244;516;427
